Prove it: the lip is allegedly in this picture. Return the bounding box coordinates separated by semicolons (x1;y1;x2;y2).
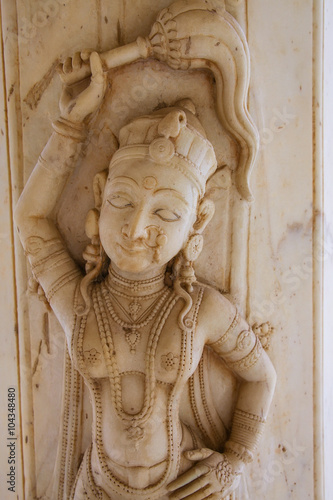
117;243;148;254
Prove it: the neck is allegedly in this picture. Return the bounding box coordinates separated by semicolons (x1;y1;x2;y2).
107;264;167;296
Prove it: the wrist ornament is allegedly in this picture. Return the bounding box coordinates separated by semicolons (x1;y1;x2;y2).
52;117;87;142
224;441;254;464
225;409;266;464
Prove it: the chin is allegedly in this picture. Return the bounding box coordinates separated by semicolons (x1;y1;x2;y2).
111;255;153;274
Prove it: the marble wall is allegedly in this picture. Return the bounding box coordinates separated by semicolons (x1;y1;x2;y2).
0;0;331;499
246;1;315;497
323;2;333;499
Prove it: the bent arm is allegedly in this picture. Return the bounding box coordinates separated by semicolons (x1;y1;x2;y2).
204;289;276;464
14;128;85;336
15;127;84;240
15;51;107;339
167;289;276;499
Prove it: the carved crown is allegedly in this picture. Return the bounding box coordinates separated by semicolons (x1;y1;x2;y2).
110;101;217;196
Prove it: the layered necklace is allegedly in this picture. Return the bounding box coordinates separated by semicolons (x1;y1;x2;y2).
105;268;169;353
92;271;179;441
108;267;165;293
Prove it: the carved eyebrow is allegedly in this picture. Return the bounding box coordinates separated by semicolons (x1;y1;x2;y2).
108;176;139;188
153;188;190;207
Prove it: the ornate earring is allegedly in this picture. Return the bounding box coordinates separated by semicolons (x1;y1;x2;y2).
76;170;108;316
178;234;204;293
183;234;204;262
83;208;102;274
76;209;105;316
173;234;203;334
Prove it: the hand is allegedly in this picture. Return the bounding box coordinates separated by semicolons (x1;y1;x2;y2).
167;448;243;499
58;51;107;124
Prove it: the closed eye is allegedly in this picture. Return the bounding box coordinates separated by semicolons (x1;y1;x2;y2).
108;196;134;209
153;209;181;222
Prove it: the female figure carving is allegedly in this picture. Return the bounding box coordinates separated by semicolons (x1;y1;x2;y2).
15;51;276;500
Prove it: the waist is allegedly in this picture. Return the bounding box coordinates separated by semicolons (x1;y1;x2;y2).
92;444;168;489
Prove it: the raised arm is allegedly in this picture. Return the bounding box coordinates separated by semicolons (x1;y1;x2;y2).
14;52;107;337
168;287;276;499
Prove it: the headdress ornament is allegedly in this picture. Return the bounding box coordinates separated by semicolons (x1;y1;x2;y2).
109;100;217;196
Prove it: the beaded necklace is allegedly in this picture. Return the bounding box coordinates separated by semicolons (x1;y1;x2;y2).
105;285;167;302
105;276;167;322
93;283;178;441
108;267;165;293
102;283;170;353
74;282;204;498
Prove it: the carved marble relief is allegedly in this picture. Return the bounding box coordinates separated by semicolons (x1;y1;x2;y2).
12;1;278;499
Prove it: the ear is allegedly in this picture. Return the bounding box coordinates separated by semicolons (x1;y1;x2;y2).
193;198;215;233
93;169;108;210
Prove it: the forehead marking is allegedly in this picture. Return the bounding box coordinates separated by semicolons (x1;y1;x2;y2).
143;176;158;190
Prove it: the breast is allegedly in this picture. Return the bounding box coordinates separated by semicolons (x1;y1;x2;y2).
155;323;183;385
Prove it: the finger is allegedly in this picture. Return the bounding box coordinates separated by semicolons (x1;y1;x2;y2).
73;52;82;70
63;57;73;74
167;464;210;492
81;48;94;61
90;51;104;84
56;61;65;75
218;474;241;497
169;476;210;499
73;79;106;118
175;484;215;500
70;59;106;118
185;449;214;462
204;494;221;500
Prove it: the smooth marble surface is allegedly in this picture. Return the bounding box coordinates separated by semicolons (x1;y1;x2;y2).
0;21;24;498
246;1;315;498
323;3;333;500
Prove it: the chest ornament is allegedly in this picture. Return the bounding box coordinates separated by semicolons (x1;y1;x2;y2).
103;279;170;354
92;283;179;441
83;348;102;366
161;352;179;372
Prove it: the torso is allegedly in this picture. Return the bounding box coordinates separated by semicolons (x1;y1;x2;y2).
72;281;207;496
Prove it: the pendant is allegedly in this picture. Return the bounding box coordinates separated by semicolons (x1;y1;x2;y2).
124;327;141;353
129;300;142;321
126;424;144;441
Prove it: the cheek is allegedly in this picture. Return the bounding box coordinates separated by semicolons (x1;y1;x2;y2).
99;207;121;247
100;204;124;229
162;221;192;254
99;210;109;239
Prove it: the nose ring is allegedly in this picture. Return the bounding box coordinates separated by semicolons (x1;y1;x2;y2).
153;232;168;263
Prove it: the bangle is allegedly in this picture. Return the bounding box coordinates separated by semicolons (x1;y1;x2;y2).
228;409;266;452
224;440;254;464
52;117;87;142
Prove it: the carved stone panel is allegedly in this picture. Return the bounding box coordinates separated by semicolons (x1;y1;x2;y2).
0;1;329;499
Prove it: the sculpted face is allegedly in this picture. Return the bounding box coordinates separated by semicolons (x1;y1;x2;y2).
99;157;199;274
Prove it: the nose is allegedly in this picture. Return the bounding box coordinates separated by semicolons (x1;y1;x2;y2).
122;207;148;240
